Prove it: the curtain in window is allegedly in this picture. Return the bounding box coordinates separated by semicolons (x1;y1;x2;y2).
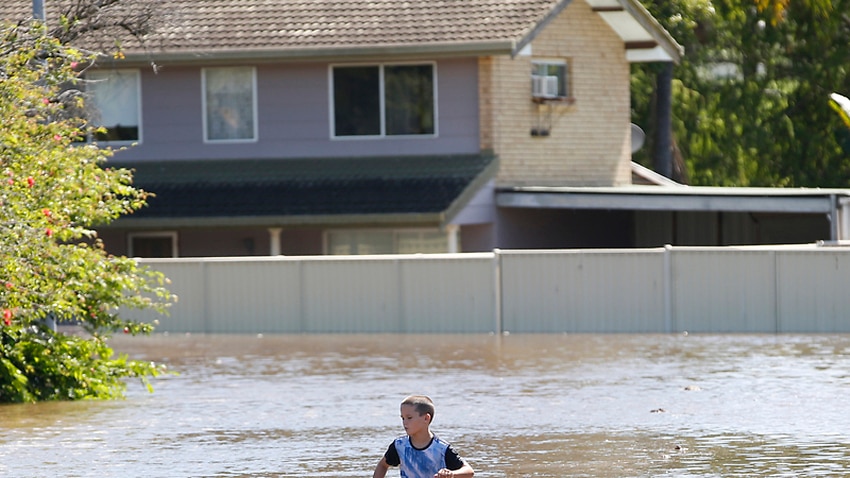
205;67;255;141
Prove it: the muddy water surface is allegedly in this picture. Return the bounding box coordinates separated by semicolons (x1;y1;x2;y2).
2;333;849;477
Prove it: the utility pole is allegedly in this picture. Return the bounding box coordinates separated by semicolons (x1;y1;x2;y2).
653;62;673;179
33;0;45;21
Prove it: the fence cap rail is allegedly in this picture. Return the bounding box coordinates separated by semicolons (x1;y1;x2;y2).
136;252;496;264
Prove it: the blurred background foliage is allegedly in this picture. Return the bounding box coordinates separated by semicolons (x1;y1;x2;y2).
631;0;850;186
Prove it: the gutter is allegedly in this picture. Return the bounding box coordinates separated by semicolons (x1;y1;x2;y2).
118;40;517;65
107;212;448;230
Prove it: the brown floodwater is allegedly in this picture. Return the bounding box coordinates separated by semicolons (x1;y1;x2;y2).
1;333;850;477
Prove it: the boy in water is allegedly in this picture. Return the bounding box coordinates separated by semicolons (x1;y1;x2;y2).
373;395;474;478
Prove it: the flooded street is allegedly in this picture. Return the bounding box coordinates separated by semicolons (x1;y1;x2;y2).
2;333;850;477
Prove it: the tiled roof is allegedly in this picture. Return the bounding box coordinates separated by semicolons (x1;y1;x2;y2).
118;154;497;224
1;0;567;56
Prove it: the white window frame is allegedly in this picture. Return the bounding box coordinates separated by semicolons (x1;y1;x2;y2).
531;59;571;101
329;62;439;139
128;231;178;258
86;68;143;145
201;66;258;143
324;228;450;255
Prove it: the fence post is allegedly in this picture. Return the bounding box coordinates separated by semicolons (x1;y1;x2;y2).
201;260;210;333
772;250;780;333
493;249;503;334
663;245;673;333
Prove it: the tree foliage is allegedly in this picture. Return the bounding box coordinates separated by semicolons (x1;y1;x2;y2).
0;22;173;403
46;0;160;45
632;0;850;186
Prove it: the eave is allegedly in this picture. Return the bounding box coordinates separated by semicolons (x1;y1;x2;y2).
586;0;683;63
120;40;518;65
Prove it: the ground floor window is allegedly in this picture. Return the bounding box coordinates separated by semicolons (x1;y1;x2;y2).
128;232;178;258
326;229;450;255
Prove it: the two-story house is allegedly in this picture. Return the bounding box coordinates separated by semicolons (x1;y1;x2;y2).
6;0;850;257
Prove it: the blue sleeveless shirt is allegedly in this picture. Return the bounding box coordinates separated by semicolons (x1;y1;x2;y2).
389;435;451;478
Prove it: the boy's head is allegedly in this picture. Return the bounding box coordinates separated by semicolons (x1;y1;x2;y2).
401;395;435;422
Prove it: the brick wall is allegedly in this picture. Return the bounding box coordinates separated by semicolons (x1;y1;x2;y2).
482;0;633;187
478;56;495;153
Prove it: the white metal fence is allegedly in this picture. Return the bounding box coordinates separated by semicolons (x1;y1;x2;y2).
125;245;850;334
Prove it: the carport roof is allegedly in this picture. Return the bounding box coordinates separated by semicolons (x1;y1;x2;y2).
497;185;850;214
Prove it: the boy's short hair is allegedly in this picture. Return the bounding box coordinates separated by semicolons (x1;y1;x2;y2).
401;395;435;420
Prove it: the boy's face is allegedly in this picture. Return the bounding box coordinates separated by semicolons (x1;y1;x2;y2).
400;404;430;437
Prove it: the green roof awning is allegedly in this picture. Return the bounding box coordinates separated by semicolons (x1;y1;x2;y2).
113;154;497;228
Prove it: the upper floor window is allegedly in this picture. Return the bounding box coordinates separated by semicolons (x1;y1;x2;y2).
531;60;571;101
202;66;257;142
86;69;141;143
331;63;436;138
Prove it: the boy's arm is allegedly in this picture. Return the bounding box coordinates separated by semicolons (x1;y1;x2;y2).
455;463;474;477
435;463;474;477
372;456;390;478
442;444;474;477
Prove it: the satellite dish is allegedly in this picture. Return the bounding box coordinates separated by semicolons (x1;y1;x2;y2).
630;123;646;153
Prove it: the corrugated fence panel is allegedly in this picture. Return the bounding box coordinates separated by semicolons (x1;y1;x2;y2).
671;249;777;333
203;258;303;333
131;245;850;334
300;256;401;332
399;254;496;333
500;249;665;333
776;250;850;332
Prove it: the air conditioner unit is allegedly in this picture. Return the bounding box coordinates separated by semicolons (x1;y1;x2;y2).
532;74;560;99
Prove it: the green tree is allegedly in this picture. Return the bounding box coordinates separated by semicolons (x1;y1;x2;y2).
633;0;850;187
0;22;173;403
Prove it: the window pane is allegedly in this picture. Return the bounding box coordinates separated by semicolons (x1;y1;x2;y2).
87;70;140;142
548;64;568;97
385;65;434;135
532;62;568;98
328;230;447;254
396;231;448;254
205;67;255;141
328;230;393;255
131;236;175;258
333;66;381;136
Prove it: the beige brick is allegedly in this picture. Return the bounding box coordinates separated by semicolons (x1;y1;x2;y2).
480;0;633;187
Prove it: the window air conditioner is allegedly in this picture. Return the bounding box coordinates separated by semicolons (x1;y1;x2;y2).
532;74;560;98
